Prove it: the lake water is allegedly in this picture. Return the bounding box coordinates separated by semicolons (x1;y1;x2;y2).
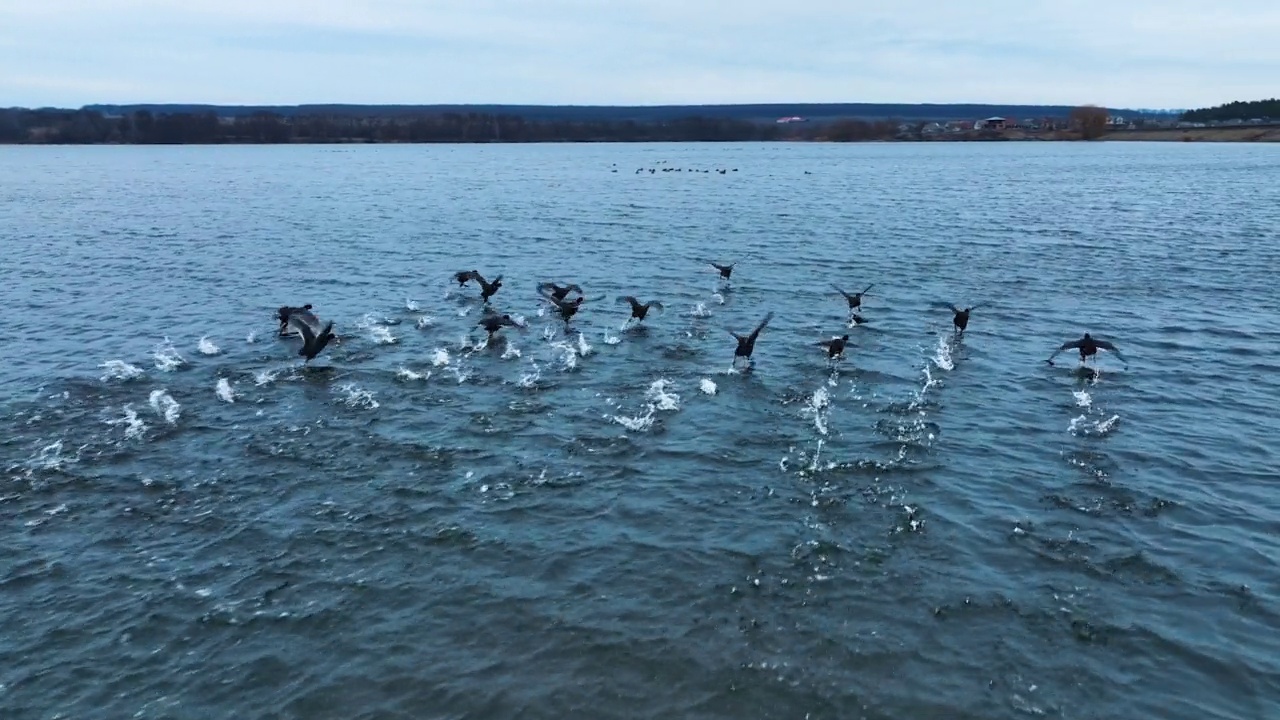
2;141;1278;719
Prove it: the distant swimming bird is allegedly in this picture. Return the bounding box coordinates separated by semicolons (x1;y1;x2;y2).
708;261;737;280
537;282;583;302
477;312;522;338
617;296;664;323
833;284;873;311
454;270;478;287
1047;333;1127;367
290;315;336;362
818;334;850;359
943;303;981;333
730;312;774;365
546;296;585;327
276;304;314;337
458;271;503;302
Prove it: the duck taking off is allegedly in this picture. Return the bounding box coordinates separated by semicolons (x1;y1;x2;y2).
832;284;873;311
818;334;850;359
458;271;503;302
454;270;478;287
708;261;736;280
276;304;314;337
476;312;522;338
1047;333;1127;367
617;296;664;323
943;303;981;333
730;311;774;365
537;282;583;302
290;315;336;362
546;296;585;328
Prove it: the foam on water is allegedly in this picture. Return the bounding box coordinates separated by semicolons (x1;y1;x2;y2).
99;360;144;382
405;298;421;311
107;404;148;440
699;378;717;395
215;378;236;402
395;366;430;381
431;349;451;367
802;386;832;436
245;331;258;344
690;302;710;318
336;383;379;410
148;390;181;425
608;378;681;432
602;328;621;345
1073;390;1092;408
254;367;282;386
197;336;221;355
151;338;186;372
500;343;522;360
416;316;434;329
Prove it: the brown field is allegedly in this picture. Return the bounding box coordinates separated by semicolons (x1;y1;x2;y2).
1102;126;1280;142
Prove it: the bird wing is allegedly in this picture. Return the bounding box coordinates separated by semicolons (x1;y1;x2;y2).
290;315;317;346
536;282;557;295
1095;339;1126;362
1046;339;1082;364
861;284;874;295
750;311;775;339
565;283;583;293
647;301;664;312
616;295;639;307
290;310;320;332
831;284;851;299
461;270;483;284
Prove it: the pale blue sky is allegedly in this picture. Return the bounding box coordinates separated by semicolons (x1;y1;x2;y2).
2;0;1276;108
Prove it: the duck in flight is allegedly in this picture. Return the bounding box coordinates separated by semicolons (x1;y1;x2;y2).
290;314;336;362
730;311;774;366
943;303;981;333
832;284;873;311
537;282;583;302
476;312;523;339
817;334;850;359
1047;333;1127;367
708;261;736;280
617;296;664;324
458;271;503;302
545;295;585;328
276;304;314;337
453;270;478;288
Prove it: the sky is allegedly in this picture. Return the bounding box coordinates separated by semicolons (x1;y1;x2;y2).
1;0;1277;109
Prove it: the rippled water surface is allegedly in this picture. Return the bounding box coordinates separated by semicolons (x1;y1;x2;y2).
3;142;1279;719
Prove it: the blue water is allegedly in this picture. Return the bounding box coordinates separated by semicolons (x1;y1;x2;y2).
2;142;1279;719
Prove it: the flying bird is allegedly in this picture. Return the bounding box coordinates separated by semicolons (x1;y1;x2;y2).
730;311;774;365
817;334;850;359
1047;333;1127;367
617;296;664;323
832;284;873;311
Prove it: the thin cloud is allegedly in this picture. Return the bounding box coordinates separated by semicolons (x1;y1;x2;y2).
1;0;1276;108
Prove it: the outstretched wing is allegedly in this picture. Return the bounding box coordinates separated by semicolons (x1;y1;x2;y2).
750;311;775;339
1094;339;1127;362
1046;339;1082;364
290;315;318;347
458;270;483;284
861;284;874;296
616;295;639;308
831;284;851;299
646;301;665;312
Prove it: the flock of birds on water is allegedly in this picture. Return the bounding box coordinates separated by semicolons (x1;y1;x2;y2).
273;259;1127;373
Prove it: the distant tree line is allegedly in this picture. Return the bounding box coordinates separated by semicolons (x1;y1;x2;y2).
0;108;807;144
1180;99;1279;123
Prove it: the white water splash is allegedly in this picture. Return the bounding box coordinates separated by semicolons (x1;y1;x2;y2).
1073;390;1092;408
416;315;434;329
245;331;258;344
396;366;430;381
712;292;726;305
576;333;594;357
370;326;398;345
802;386;832;436
255;367;282;386
215;378;236;402
24;440;79;473
608;378;681;432
108;405;148;440
500;343;522;360
405;298;421;311
518;362;543;388
148;390;181;424
700;378;718;395
336;383;380;409
931;334;954;372
99;360;144;382
690;302;711;318
431;349;451;367
550;340;580;371
542;325;558;342
1069;414;1120;437
197;336;221;355
602;328;621;345
151;338;186;372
